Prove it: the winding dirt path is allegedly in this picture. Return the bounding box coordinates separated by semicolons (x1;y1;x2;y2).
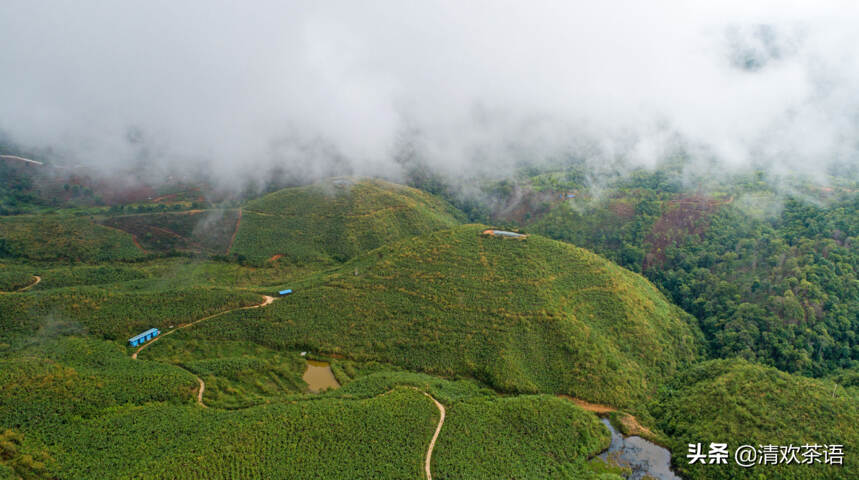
422;392;445;480
130;236;147;253
16;275;40;292
1;275;41;294
196;377;208;408
132;294;275;359
400;388;445;480
129;294;276;407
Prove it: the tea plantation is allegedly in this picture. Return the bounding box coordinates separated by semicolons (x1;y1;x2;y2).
1;175;854;479
231;178;462;264
216;224;701;408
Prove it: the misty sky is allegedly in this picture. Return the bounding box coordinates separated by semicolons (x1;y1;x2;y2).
2;1;859;183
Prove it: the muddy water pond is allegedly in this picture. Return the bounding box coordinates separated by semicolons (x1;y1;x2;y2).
599;418;681;480
302;360;340;393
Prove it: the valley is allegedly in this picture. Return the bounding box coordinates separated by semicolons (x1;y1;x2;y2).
1;172;857;480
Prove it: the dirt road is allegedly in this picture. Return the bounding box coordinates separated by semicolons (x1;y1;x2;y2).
99;223;148;253
129;294;276;407
422;392;445;480
400;387;446;480
17;276;41;292
1;275;42;294
132;294;275;359
196;377;207;408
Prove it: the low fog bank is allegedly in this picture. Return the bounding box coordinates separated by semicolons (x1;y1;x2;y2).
2;1;859;193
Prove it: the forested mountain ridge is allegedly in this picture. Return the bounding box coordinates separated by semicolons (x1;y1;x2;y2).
525;169;859;377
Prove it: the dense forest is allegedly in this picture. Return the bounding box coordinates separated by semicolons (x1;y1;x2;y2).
525;166;859;378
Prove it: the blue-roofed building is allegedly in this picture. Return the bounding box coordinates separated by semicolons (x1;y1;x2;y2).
278;289;293;296
129;328;160;347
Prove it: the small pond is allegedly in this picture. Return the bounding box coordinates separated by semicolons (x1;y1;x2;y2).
302;360;340;393
598;418;681;480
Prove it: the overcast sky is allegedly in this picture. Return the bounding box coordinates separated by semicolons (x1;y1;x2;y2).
2;1;859;183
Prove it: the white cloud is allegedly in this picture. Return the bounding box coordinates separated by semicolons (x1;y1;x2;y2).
1;0;858;183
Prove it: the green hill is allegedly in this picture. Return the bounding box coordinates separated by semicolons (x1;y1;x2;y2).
230;178;462;264
0;215;144;262
530;175;859;378
202;224;702;407
653;359;859;479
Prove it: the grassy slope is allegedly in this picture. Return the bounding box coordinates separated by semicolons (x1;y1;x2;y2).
321;371;617;479
140;334;308;408
28;265;146;290
0;215;144;262
0;336;436;479
0;263;38;291
4;174;857;479
0;338;198;428
100;209;240;254
0;284;262;348
49;388;437;480
201;224;701;408
653;359;859;480
231;178;462;264
433;395;610;479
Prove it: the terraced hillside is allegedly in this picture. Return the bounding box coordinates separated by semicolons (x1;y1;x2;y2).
230;178;463;264
205;224;702;408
